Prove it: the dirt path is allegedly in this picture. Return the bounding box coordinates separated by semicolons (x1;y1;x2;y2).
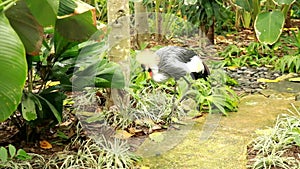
135;91;300;168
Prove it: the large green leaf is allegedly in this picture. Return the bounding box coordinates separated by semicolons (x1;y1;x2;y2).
35;92;64;123
0;147;8;163
5;0;43;55
57;0;77;16
55;0;96;42
55;11;97;41
73;59;125;90
54;1;96;55
0;12;27;122
24;0;59;27
21;92;37;121
235;0;252;12
254;11;285;45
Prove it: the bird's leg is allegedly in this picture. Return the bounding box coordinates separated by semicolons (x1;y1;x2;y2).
182;76;192;90
170;82;177;117
179;76;192;102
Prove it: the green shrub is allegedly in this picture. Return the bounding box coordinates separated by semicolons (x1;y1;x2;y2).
219;42;279;67
247;104;300;169
45;137;140;169
276;54;300;73
0;144;34;168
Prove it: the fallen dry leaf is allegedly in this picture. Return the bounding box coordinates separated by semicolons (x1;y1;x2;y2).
115;130;133;139
39;140;52;149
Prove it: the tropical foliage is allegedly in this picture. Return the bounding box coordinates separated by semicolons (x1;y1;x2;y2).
0;0;300;168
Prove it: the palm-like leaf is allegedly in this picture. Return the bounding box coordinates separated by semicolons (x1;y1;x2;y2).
0;12;27;122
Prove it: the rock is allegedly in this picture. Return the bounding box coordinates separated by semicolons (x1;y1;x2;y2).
264;75;271;79
254;74;259;78
257;67;268;71
255;88;262;92
244;88;252;93
223;66;293;94
245;70;255;75
240;66;247;70
237;70;244;74
273;73;280;77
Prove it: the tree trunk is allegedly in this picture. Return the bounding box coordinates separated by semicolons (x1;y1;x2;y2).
207;18;215;45
134;2;149;49
155;0;162;41
107;0;130;108
284;7;292;28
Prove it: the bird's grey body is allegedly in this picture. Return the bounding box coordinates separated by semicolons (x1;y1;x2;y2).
149;46;209;82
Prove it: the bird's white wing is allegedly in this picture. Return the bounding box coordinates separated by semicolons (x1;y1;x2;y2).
185;55;205;73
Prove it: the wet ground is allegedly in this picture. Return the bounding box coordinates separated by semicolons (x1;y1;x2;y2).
135;82;300;168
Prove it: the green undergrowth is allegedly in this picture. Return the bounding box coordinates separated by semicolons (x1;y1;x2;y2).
0;122;141;169
247;104;300;169
219;42;279;68
218;32;300;74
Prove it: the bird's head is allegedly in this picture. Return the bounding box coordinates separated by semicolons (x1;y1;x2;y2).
141;64;153;79
136;49;160;80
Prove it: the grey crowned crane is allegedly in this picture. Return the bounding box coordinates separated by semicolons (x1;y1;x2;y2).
137;46;210;112
137;46;210;84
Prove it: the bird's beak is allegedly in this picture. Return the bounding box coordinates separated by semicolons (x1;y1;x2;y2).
145;71;151;80
141;64;152;80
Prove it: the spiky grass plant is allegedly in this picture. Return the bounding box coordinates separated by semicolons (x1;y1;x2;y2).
45;138;140;169
247;104;300;169
129;85;185;124
44;122;140;169
98;137;141;168
276;54;300;73
45;139;102;169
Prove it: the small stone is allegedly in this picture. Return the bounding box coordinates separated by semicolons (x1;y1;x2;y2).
249;78;256;82
229;68;237;72
251;89;257;93
233;87;242;91
256;88;262;92
258;71;264;75
237;78;245;82
257;67;268;72
259;84;266;89
240;66;247;70
246;70;255;75
244;88;252;93
265;75;271;79
237;70;244;74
